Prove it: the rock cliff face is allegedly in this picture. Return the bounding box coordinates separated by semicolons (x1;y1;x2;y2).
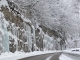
0;6;34;52
0;0;80;53
0;0;36;52
0;0;57;53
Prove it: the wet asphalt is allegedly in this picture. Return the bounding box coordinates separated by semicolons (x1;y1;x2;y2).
19;52;62;60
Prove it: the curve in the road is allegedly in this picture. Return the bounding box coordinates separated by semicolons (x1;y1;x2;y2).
19;52;62;60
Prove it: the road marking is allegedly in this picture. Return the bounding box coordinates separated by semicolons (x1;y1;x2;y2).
46;55;53;60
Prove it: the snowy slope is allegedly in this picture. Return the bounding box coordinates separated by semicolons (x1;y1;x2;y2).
11;0;80;35
11;0;80;49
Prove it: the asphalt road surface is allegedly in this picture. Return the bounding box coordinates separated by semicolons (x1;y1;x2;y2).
19;52;62;60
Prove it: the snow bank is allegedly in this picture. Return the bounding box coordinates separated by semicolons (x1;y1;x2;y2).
63;48;80;55
0;51;61;60
59;54;74;60
0;0;8;7
62;48;80;60
21;15;31;23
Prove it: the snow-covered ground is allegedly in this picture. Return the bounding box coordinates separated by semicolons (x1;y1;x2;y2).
60;48;80;60
63;48;80;55
59;54;74;60
1;48;80;60
0;50;61;60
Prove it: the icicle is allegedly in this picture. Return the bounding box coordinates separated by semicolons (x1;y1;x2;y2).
31;25;38;51
26;24;32;51
2;19;9;52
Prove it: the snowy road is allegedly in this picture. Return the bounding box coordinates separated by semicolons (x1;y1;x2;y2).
19;52;62;60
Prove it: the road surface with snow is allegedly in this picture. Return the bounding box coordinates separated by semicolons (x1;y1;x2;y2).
19;52;62;60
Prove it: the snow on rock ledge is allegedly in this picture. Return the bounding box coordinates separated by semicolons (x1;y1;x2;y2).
0;0;8;7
